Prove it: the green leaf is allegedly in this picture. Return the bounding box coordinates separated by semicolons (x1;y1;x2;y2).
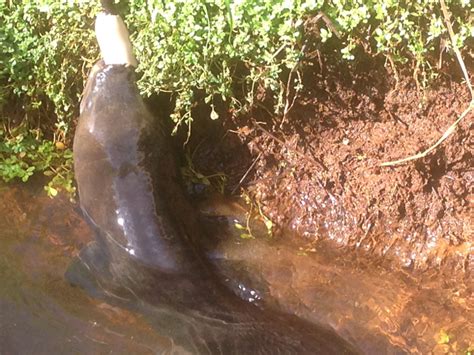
436;330;450;345
47;186;58;197
240;233;254;239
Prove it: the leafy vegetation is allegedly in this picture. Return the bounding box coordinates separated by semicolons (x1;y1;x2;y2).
233;192;274;239
0;128;75;197
0;1;98;196
325;0;473;88
0;0;472;195
180;146;227;193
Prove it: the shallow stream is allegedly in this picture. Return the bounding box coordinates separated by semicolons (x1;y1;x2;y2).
0;181;472;353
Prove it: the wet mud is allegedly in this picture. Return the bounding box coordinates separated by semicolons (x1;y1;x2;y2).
201;208;473;354
189;60;473;275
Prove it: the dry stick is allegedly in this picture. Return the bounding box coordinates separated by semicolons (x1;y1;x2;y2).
381;0;473;167
313;11;342;39
440;0;473;98
231;152;262;194
386;54;400;89
281;67;296;127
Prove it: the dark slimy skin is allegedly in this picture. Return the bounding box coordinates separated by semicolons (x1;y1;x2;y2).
70;61;358;354
75;61;197;272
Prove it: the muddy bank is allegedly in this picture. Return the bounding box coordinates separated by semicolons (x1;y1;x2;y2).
188;58;473;274
201;215;473;354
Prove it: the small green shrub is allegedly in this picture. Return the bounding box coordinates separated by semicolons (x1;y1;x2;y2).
0;1;98;195
128;0;472;130
0;0;472;195
128;0;313;132
0;1;98;127
323;0;473;86
0;128;75;197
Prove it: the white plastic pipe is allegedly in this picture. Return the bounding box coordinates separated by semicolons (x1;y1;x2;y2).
95;12;138;67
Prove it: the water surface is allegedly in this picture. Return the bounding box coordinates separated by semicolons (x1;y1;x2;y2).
0;181;472;353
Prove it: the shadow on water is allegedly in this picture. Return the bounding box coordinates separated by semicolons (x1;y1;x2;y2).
0;180;472;353
0;181;174;353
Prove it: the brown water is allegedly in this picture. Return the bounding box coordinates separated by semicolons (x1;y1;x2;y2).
0;182;175;353
0;182;472;354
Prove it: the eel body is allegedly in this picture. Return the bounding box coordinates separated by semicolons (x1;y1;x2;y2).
69;7;358;354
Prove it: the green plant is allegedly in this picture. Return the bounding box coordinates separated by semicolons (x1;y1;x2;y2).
1;1;98;128
0;1;98;195
128;0;315;134
180;146;227;193
0;0;472;195
0;127;75;197
323;0;473;87
234;192;273;239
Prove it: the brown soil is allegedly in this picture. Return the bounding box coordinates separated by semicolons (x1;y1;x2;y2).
187;57;473;275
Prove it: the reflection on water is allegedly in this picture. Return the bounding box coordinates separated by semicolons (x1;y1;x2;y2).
0;181;472;353
206;232;473;354
0;181;174;353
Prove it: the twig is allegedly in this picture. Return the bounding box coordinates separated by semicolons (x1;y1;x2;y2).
440;0;473;98
386;53;400;89
231;152;262;194
312;11;341;39
281;68;302;128
381;104;472;166
381;0;473;167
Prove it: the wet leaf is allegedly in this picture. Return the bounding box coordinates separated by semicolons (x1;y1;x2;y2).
239;233;254;239
234;223;246;230
47;186;58;197
55;141;66;150
210;108;219;120
436;329;450;344
264;218;273;232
